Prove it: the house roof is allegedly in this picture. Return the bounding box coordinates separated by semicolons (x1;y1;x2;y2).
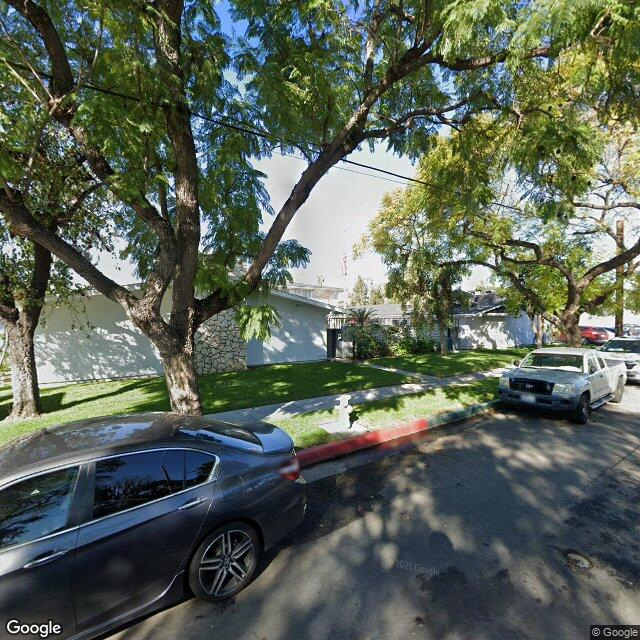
340;292;507;319
45;282;336;313
353;303;412;318
286;282;345;293
270;289;337;311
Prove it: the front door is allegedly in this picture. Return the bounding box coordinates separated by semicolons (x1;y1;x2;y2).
0;465;82;639
72;449;216;633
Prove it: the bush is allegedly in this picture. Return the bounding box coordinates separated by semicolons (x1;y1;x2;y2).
412;335;438;354
351;326;389;359
385;326;437;356
346;324;439;360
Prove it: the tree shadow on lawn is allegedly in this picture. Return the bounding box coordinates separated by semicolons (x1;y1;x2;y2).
349;379;499;427
0;377;170;423
198;360;409;413
371;348;529;377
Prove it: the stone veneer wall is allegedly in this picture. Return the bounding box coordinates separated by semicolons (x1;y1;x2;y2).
194;309;246;375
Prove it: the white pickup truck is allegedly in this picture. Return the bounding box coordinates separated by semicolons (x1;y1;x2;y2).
497;347;627;423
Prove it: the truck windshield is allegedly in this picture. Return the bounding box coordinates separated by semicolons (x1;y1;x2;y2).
520;353;583;372
601;339;640;353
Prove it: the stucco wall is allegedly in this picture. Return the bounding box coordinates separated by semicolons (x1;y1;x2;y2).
35;290;329;384
34;293;167;384
246;295;328;366
456;313;534;350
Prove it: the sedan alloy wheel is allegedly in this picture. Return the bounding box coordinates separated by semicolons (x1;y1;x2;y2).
189;522;259;601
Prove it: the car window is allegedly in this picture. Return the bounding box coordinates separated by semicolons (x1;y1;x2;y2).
588;355;599;374
520;353;583;371
162;449;185;493
93;451;170;519
602;339;640;353
0;467;79;551
185;451;217;488
159;449;217;493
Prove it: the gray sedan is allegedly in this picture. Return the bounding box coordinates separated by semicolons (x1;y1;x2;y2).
0;413;306;640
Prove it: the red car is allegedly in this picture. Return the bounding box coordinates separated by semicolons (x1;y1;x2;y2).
556;326;611;345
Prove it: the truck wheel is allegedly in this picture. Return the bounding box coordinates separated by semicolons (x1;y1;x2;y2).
612;378;625;403
572;393;591;424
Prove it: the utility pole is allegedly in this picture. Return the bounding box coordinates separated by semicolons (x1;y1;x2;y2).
615;219;625;337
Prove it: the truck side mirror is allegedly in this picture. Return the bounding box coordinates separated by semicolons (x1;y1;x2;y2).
513;360;521;367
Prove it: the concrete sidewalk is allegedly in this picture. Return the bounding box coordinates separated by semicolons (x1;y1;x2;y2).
205;366;508;425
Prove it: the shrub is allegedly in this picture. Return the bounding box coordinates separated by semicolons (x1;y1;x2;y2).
412;335;438;354
385;326;437;356
351;326;389;359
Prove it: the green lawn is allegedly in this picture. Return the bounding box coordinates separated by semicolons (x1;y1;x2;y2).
369;347;532;377
275;378;499;448
0;361;414;447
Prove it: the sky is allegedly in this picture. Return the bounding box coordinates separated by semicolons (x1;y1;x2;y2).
93;0;491;295
95;143;490;293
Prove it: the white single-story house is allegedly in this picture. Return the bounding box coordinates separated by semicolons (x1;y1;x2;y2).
34;287;334;385
328;291;539;351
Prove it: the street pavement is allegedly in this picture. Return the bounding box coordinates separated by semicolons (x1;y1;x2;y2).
110;386;640;640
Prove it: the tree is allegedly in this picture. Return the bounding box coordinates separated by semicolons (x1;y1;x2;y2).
345;307;378;360
357;180;470;354
349;276;370;306
0;0;308;414
0;123;108;418
0;0;626;412
369;285;386;305
372;105;640;347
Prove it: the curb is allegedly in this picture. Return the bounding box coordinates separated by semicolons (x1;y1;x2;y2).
297;399;501;468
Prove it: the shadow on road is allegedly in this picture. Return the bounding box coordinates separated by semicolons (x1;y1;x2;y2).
109;393;640;640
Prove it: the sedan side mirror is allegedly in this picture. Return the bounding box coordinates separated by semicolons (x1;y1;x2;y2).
513;360;521;367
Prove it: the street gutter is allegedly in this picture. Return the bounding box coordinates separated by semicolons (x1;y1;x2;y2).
297;399;501;467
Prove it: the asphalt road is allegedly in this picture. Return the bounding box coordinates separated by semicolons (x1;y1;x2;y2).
110;386;640;640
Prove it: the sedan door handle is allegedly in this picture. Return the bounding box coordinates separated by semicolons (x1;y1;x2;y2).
178;496;208;511
23;549;70;569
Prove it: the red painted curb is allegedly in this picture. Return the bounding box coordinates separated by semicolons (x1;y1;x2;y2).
297;418;430;467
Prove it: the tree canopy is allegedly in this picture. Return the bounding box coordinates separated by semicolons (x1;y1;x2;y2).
1;0;637;410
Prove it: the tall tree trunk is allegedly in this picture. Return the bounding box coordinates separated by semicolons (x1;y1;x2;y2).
534;315;544;349
160;345;202;414
5;315;41;419
438;323;448;355
615;219;625;336
561;314;582;347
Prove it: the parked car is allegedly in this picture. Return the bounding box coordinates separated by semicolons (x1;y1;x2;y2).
580;326;611;344
600;337;640;382
623;324;640;337
0;413;306;640
554;326;611;345
498;347;627;423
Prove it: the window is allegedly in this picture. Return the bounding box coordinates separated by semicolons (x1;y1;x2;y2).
93;451;170;519
161;449;185;493
588;356;599;375
520;353;583;371
160;449;216;492
185;451;216;488
0;467;79;551
602;339;640;353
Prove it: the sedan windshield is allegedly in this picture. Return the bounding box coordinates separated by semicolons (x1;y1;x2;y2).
601;339;640;354
520;353;583;372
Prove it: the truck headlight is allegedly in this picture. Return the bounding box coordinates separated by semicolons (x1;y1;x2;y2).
499;375;510;388
553;383;573;394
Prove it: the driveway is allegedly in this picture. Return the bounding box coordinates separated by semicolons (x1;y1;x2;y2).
109;387;640;640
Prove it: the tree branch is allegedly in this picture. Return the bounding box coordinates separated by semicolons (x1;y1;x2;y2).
0;186;137;309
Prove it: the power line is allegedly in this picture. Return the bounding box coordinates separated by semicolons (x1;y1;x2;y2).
3;59;521;210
